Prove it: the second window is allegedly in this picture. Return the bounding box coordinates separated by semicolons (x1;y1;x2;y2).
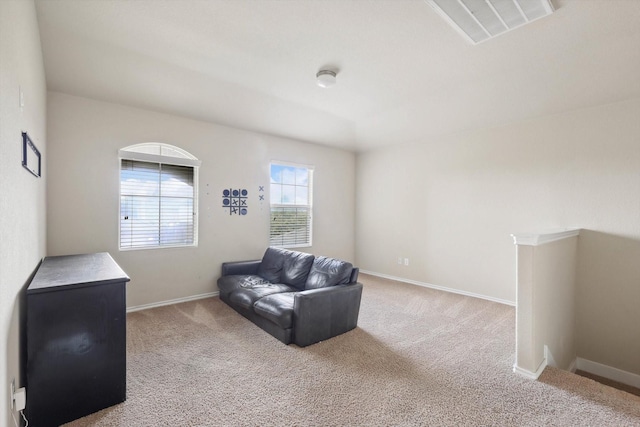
269;162;313;248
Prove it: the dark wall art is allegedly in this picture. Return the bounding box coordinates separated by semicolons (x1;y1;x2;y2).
22;132;41;177
222;188;248;215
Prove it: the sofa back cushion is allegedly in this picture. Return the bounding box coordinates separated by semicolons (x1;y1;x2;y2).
257;247;285;283
257;247;314;290
281;250;315;290
304;256;353;290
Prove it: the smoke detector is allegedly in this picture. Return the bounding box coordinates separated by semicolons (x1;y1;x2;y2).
316;70;337;88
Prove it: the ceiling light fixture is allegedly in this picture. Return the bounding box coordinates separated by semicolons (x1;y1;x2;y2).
316;70;337;88
426;0;555;44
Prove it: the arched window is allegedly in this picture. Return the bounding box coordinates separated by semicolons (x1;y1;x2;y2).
119;143;200;250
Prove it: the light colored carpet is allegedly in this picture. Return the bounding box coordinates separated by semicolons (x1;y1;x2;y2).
64;274;640;426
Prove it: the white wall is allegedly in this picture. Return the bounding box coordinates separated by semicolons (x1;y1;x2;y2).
356;98;640;376
0;1;47;425
576;230;640;376
532;237;577;372
46;92;355;308
514;234;578;378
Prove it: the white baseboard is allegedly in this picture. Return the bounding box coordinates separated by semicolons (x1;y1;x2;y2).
127;291;219;313
568;358;577;373
576;357;640;389
513;358;548;380
360;270;516;306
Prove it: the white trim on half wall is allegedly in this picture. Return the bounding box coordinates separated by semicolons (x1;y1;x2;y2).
513;359;547;380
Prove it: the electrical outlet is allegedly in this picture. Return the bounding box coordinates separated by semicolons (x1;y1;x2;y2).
9;379;26;412
13;387;26;411
404;258;409;266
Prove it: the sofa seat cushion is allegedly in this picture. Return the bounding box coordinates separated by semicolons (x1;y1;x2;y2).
253;293;295;329
217;275;269;298
304;256;353;290
228;281;297;311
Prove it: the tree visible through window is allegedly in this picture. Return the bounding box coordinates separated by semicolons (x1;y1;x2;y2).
119;143;200;250
270;162;313;248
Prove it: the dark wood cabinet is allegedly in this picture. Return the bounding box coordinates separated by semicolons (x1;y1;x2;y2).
26;252;130;427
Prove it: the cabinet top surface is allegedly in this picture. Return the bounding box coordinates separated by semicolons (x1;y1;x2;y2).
28;252;130;293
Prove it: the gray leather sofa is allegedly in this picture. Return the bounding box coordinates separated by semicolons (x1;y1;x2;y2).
217;247;363;347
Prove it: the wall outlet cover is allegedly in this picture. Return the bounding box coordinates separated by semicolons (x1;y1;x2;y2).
13;388;26;411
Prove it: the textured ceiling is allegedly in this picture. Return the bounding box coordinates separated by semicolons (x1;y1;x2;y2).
35;0;640;152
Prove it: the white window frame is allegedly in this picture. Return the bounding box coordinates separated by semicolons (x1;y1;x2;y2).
119;143;201;251
269;161;314;248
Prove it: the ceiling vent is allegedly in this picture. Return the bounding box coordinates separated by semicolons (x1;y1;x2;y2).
426;0;555;44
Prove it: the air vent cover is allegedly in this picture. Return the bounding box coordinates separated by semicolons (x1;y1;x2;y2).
426;0;555;44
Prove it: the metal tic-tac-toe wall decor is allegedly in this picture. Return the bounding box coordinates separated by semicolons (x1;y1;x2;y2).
222;188;248;215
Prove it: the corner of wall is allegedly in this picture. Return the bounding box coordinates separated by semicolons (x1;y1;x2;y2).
0;0;47;425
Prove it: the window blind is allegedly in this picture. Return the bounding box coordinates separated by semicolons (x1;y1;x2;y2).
269;206;311;247
120;159;195;249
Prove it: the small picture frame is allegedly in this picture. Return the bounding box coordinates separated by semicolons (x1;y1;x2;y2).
22;132;41;178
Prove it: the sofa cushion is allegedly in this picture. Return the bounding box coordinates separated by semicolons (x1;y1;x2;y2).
257;247;285;283
228;281;297;311
253;293;295;329
257;247;314;290
281;250;314;290
304;256;353;290
217;275;266;298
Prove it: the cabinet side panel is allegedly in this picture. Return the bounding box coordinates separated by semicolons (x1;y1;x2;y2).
26;282;126;426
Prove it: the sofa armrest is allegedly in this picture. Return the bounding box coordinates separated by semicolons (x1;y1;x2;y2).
221;260;261;276
293;282;363;347
349;267;359;283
